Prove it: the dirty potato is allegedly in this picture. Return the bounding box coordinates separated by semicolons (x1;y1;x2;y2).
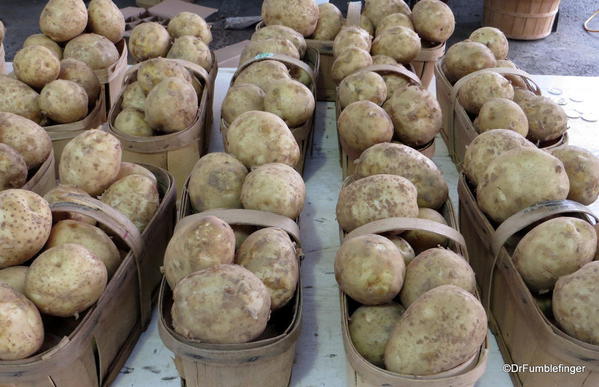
264;79;315;127
364;0;411;27
333;27;372;57
136;58;193;94
474;98;528;136
23;34;63;59
14;45;60;89
337;101;393;157
129;22;171;62
0;267;28;294
457;72;514;115
0;112;51;169
442;41;496;84
372;27;421;64
233;60;290;91
221;83;265;124
168;11;212;44
114;108;153;137
39;79;88;123
0;76;42;123
518;96;567;143
0;144;27;190
312;3;343;40
469;27;508;60
253;25;307;56
63;33;119;70
88;0;125;43
261;0;319;37
39;0;87;42
412;0;455;43
239;39;300;66
377;13;414;36
115;162;156;184
121;81;146;111
402;209;450;253
167;36;213;71
550;145;599;205
331;47;373;84
338;71;387;108
145;77;198;133
58;59;101;105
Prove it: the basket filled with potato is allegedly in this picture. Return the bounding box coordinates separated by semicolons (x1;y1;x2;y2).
0;145;176;385
458;135;599;386
334;158;488;385
435;27;568;165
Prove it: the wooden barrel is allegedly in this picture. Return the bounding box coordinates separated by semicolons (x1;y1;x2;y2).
483;0;560;40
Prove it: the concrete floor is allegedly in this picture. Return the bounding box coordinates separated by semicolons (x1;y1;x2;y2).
1;1;597;73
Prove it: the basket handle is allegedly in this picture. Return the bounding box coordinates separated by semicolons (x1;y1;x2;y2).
346;1;362;27
123;58;210;88
584;10;599;32
232;52;316;91
344;217;467;249
361;64;422;86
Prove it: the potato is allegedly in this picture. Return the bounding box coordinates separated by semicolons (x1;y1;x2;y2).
312;3;343;40
550;146;599;205
336;174;419;232
338;71;387;108
253;25;307;57
46;220;122;278
121;82;146;111
469;27;508;60
136;58;193;94
234;60;290;91
167;36;213;71
114;108;153;137
400;248;475;307
241;163;305;218
0;112;51;169
335;234;405;304
59;129;122;196
553;262;599;345
168;11;212;44
333;27;371;57
87;0;125;44
385;285;487;375
226;111;300;168
0;284;44;360
412;0;455;43
237;227;299;310
474;98;528;136
377;13;414;37
63;33;119;70
115;162;156;184
0;267;28;294
402;209;449;253
338;101;393;157
25;243;107;317
360;15;375;36
0;76;42;123
477;148;570;223
442;41;496;84
239;39;300;65
145;77;198;133
513;87;537;105
355;143;448;209
39;0;87;42
513;217;595;293
463;129;534;187
222;83;265;124
261;0;319;37
0;143;27;189
23;34;62;59
188;153;248;212
496;59;527;89
349;303;405;366
458;72;514;115
59;59;101;105
264;79;314;127
164;216;235;288
101;174;159;231
518;96;567;142
364;0;411;27
372;27;421;64
387;235;416;265
40;80;88;123
44;184;97;225
383;85;442;147
129;22;171;62
14;46;60;89
331;47;372;83
372;55;398;66
383;73;411;97
172;264;271;343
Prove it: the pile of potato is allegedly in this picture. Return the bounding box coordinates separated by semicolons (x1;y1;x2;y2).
0;113;52;190
113;58;201;137
442;27;568;144
334;145;486;374
0;0;124;125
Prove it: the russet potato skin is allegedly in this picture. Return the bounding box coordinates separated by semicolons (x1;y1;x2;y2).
513;217;596;293
253;25;307;57
241;163;305;219
264;79;315;127
63;33;119;70
331;47;373;84
239;39;300;66
0;143;27;190
14;45;60;89
550;145;599;205
222;83;265;124
172;264;271;343
412;0;455;43
518;96;568;142
39;79;89;124
385;285;487;375
335;234;406;305
553;261;599;345
364;0;411;27
261;0;319;37
312;3;343;41
145;77;198;133
121;82;146;111
349;303;405;366
377;13;414;36
0;76;42;124
167;36;213;71
0;266;28;294
371;27;421;65
333;27;372;57
0;284;44;360
59;58;101;105
129;22;171;62
338;71;387;109
0;189;52;268
136;58;193;94
163;216;236;289
402;208;449;253
386;235;416;265
338;100;393;157
59;129;122;196
469;27;509;60
442;41;496;84
168;12;212;44
39;0;87;42
336;174;419;232
359;15;375;36
458;72;514;115
23;34;63;59
233;60;290;91
474;98;528;137
115;162;156;184
188;153;248;212
236;227;299;310
114;108;153;137
496;60;527;89
88;0;126;44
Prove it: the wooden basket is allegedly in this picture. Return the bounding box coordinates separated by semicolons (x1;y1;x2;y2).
0;43;5;75
0;164;176;387
158;184;303;387
107;57;217;199
483;0;560;40
220;48;320;175
411;43;445;89
435;63;568;166
339;200;489;387
22;148;56;196
94;39;129;114
458;174;599;387
335;64;435;177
